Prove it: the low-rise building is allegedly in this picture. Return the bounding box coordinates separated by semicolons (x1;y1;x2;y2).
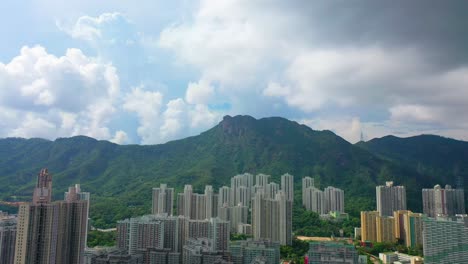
307;242;359;264
379;252;424;264
182;238;232;264
230;240;280;264
84;248;143;264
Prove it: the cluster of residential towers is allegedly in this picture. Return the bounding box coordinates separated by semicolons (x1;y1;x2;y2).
1;168;467;264
359;181;467;264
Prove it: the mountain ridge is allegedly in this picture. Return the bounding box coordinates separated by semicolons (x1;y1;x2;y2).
0;115;466;227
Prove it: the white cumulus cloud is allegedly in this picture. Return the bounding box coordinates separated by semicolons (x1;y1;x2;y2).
123;86;221;144
0;45;121;140
185;79;215;105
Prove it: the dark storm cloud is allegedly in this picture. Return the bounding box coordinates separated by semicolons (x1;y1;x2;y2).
275;0;468;69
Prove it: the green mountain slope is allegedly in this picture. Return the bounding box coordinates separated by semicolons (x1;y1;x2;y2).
0;116;464;227
357;134;468;190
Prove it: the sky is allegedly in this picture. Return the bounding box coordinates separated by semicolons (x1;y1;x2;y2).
1;0;468;144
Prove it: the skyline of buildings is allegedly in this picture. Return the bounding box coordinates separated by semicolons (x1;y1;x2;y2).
103;172;296;263
157;173;295;246
359;180;467;264
1;167;467;263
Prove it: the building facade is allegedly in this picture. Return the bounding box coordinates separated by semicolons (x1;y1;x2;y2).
307;242;359;264
394;210;423;248
361;211;378;242
252;191;292;245
376;216;395;243
152;184;175;216
302;177;314;207
281;173;294;202
64;184;91;249
422;184;465;217
361;211;395;243
117;214;183;255
182;238;231;264
303;187;326;214
376;181;407;217
117;214;230;258
304;186;344;215
324;187;345;213
230;240;280;264
218;186;231;208
230;204;248;233
176;185;219;220
255;174;271;192
423;215;468;264
0;213;16;264
14;169;88;264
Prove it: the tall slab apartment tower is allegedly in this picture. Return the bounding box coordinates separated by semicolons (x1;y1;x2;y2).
376;181;407;217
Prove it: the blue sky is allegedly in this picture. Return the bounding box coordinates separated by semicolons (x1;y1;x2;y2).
1;0;468;144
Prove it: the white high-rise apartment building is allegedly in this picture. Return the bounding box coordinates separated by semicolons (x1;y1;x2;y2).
176;185;218;220
277;191;293;245
302;177;314;207
265;182;280;199
231;173;254;207
303;184;344;215
152;184;174;215
303;187;327;214
256;174;271;190
183;185;193;218
376;181;406;217
204;186;214;219
324;186;345;213
230;203;249;233
191;194;207;220
252;190;292;245
235;186;250;207
208;218;230;252
218;186;231;208
281;173;294;202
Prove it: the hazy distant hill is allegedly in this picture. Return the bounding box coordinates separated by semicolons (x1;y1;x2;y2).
0;115;466;227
